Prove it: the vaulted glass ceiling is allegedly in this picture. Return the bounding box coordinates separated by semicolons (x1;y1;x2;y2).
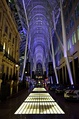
8;0;64;76
27;0;52;69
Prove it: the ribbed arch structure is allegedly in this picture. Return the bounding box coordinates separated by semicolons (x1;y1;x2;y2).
12;0;69;83
29;13;49;25
26;0;53;71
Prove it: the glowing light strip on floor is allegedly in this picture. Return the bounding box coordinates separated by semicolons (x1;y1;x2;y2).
15;88;65;114
33;88;46;91
25;96;55;102
29;93;51;97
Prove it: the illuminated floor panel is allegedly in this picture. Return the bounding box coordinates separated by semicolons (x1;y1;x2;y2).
25;96;55;102
15;102;65;114
33;88;46;91
29;93;51;97
15;88;65;114
25;97;55;102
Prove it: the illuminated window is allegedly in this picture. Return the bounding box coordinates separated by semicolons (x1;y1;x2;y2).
68;39;71;50
77;26;79;40
9;0;11;2
3;42;5;50
72;32;76;45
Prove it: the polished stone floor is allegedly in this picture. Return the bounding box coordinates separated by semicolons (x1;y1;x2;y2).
0;88;79;119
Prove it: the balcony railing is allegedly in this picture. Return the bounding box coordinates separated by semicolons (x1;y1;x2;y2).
4;50;19;64
0;45;19;64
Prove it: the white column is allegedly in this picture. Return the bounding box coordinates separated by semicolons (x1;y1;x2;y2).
33;58;36;71
21;0;29;81
43;57;46;73
60;0;73;85
49;28;59;84
51;76;53;84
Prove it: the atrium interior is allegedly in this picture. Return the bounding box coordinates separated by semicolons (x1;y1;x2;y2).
0;0;79;119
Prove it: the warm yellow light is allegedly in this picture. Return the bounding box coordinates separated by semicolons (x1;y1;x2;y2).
3;42;5;50
15;102;65;114
33;88;46;91
25;71;27;74
16;64;18;67
15;88;65;114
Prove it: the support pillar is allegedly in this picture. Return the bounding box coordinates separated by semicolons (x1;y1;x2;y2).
50;76;53;84
10;80;14;96
21;0;29;81
60;0;73;85
49;28;59;84
7;80;14;96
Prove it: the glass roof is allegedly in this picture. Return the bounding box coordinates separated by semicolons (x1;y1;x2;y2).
9;0;64;74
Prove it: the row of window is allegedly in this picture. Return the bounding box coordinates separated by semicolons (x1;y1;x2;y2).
55;25;79;60
2;64;13;79
3;42;15;59
57;2;79;38
4;25;15;44
67;26;79;50
75;3;79;19
64;0;78;20
0;10;17;45
65;3;79;35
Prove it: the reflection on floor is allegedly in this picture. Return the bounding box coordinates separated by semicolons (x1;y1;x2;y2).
15;88;65;114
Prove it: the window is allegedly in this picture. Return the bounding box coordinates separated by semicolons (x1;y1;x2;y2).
6;67;9;77
10;68;12;76
59;52;63;60
72;32;76;45
3;42;5;50
12;38;14;44
8;48;9;55
69;16;74;29
68;39;71;50
2;65;4;74
77;26;79;40
9;32;11;39
75;3;79;19
12;50;13;57
9;0;11;2
5;25;8;34
66;25;70;35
